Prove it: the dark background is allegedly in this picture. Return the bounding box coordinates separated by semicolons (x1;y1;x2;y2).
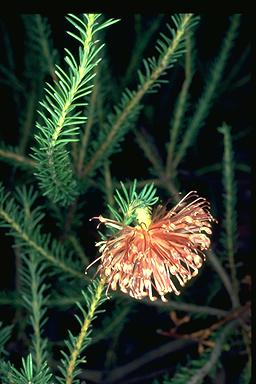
0;14;252;383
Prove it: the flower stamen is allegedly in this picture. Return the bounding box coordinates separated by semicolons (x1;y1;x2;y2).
88;191;215;301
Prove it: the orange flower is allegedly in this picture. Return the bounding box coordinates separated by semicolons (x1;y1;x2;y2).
89;191;215;302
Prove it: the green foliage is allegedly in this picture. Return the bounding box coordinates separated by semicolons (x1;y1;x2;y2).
168;351;211;384
91;299;132;345
22;14;58;80
135;128;165;178
0;142;35;170
218;123;239;295
0;13;250;384
153;348;216;384
107;179;159;225
84;14;200;178
0;322;13;355
123;15;164;87
8;354;53;384
0;183;81;278
0;64;24;92
32;14;119;206
239;361;251;384
57;279;107;384
166;30;196;174
136;14;198;90
20;251;48;370
0;363;13;384
173;14;241;168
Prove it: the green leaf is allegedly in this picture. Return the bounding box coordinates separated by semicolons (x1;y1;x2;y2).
32;14;119;206
9;354;53;384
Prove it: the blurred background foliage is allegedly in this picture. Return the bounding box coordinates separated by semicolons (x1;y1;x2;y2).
0;13;251;384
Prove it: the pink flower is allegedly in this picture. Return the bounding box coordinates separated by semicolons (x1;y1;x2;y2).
89;191;215;302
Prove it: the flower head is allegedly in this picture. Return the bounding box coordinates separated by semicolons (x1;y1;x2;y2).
88;191;215;302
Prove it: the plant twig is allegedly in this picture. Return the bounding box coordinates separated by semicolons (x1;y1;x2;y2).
164;302;250;343
122;15;164;88
34;15;57;81
0;148;36;169
82;14;195;179
218;123;239;300
103;161;114;208
91;305;131;345
173;14;241;168
19;82;37;155
142;297;228;317
65;278;106;384
106;339;194;383
0;207;83;279
77;83;98;177
195;162;250;176
207;250;239;308
67;234;89;266
166;30;195;175
135;128;166;178
80;338;195;383
187;308;250;384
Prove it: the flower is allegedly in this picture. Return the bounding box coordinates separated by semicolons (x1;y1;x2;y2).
88;191;215;302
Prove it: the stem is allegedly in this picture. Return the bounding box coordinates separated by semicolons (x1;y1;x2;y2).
103;162;114;208
173;14;241;169
135;128;165;178
0;149;36;169
29;255;44;371
166;76;191;175
19;82;37;155
35;15;57;81
166;31;194;175
195;162;250;176
82;306;249;384
122;15;164;88
91;305;130;345
69;330;196;383
207;250;239;308
0;208;82;279
188;312;249;384
82;14;194;178
77;80;98;177
62;198;79;238
67;234;89;265
219;123;239;300
50;14;96;149
65;278;105;384
220;45;250;93
143;297;228;317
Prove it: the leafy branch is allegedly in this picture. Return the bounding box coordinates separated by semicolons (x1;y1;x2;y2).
135;128;166;179
173;14;241;168
166;29;196;175
21;253;48;372
82;14;200;178
187;317;247;384
0;144;36;170
0;183;82;279
207;250;238;308
122;15;164;87
57;278;106;384
8;354;52;384
32;14;119;206
106;179;159;226
0;322;13;356
22;14;58;81
218;123;239;300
